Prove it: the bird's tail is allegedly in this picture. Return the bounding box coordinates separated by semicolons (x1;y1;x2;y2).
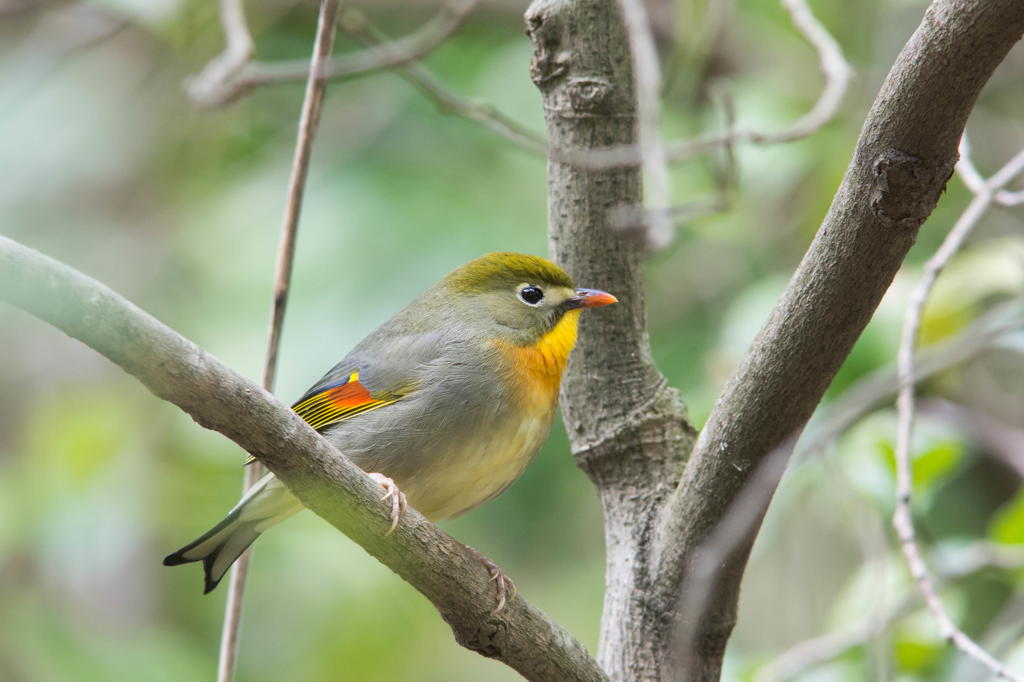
163;473;303;593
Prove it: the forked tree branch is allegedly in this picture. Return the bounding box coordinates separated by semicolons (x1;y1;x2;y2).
0;236;606;682
185;0;253;105
528;0;1024;679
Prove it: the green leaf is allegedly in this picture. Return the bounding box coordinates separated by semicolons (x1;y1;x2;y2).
990;488;1024;544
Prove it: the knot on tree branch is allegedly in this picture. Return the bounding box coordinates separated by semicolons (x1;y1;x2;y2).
566;77;616;115
575;384;692;490
526;6;569;86
525;0;634;119
451;614;509;658
870;149;957;228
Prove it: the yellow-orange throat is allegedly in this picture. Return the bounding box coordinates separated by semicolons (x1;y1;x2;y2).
499;309;581;407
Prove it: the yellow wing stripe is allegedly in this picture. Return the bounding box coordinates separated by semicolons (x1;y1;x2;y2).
291;370;398;431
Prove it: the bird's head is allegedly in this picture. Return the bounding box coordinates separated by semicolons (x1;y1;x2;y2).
440;252;617;346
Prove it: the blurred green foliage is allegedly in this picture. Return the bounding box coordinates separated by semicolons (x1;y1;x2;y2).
1;1;1022;680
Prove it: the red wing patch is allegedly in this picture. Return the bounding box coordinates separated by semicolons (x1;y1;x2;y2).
291;371;398;431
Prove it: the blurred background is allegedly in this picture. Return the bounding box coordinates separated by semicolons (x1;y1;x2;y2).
1;0;1023;680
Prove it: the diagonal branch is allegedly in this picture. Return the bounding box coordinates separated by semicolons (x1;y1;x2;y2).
654;0;1024;678
0;235;607;682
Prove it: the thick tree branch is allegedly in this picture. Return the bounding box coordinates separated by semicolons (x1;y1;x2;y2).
657;1;1024;679
0;236;606;682
525;0;695;679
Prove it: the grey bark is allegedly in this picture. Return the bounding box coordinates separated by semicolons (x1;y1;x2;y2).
525;0;695;678
0;236;606;682
527;0;1024;680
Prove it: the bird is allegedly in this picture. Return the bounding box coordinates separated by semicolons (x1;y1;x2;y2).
163;252;617;608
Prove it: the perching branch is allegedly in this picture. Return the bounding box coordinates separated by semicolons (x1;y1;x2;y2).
187;0;479;107
217;1;341;680
0;235;607;682
656;2;1024;679
892;142;1024;681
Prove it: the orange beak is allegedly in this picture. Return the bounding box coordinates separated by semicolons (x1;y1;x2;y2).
569;288;618;309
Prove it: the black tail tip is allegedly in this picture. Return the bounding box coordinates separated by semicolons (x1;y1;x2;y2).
163;550;190;567
162;548;222;594
202;556;225;594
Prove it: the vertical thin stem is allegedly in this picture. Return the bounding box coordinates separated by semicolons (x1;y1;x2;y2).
614;0;671;248
216;1;342;680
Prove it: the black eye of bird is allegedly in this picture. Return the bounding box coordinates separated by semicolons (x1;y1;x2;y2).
518;286;545;306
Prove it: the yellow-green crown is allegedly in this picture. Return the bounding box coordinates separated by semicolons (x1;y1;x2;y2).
444;252;575;293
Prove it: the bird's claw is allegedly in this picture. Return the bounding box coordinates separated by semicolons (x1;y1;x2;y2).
486;561;516;613
460;543;516;613
367;473;406;536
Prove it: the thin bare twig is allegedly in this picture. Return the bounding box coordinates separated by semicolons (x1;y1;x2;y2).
189;0;479;107
795;299;1024;462
346;14;546;155
609;87;737;238
755;541;1024;682
217;2;341;680
760;0;853;143
554;0;853;170
893;140;1024;682
185;0;254;105
957;134;1024;207
754;591;909;682
613;0;672;248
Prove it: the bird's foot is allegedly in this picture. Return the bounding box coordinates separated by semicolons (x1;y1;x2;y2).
367;473;406;536
459;542;516;614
